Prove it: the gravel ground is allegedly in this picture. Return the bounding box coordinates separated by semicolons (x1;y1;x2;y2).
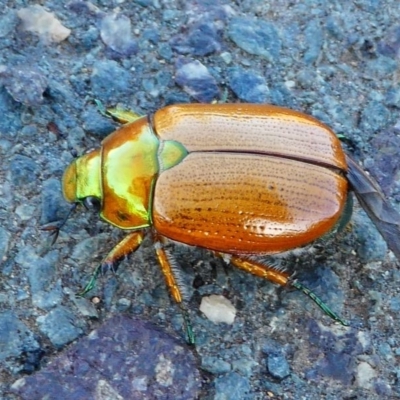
1;1;400;399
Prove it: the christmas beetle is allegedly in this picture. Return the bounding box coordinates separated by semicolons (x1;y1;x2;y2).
57;103;400;341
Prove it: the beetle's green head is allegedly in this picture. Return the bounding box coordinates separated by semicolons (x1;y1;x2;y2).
62;149;102;205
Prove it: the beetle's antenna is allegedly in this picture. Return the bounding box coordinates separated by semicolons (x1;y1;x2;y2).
41;203;78;246
291;280;348;326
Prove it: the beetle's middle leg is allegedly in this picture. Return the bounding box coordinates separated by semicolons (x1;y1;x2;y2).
222;254;348;326
79;231;145;296
153;234;195;344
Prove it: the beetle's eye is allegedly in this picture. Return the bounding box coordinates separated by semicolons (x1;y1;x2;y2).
82;196;101;212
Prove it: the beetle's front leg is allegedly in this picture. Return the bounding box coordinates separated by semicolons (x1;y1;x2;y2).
100;231;145;273
79;231;145;296
223;254;348;326
94;99;143;124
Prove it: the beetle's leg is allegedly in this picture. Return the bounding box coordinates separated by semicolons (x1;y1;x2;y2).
100;231;145;274
105;107;143;124
78;231;145;296
94;99;143;124
224;254;348;326
289;280;348;326
153;236;195;344
228;255;290;286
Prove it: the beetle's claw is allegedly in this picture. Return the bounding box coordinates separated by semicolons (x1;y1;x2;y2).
290;280;349;326
77;265;102;297
78;259;118;297
180;304;195;345
77;278;96;297
94;99;108;117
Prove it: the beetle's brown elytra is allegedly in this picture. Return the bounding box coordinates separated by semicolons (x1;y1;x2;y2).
152;152;348;253
58;103;400;341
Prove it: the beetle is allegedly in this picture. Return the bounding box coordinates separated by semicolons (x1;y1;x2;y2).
58;103;400;340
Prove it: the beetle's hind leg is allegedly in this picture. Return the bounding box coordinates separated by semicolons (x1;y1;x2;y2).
221;254;348;326
78;231;145;296
153;234;195;344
